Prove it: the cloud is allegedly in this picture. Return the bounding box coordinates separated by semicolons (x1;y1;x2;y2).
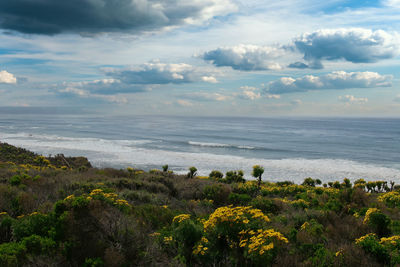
394;95;400;102
0;70;17;84
287;62;309;69
290;99;302;105
202;44;284;71
338;95;368;104
293;28;400;68
237;86;280;100
181;92;231;102
385;0;400;7
0;0;237;35
267;71;392;94
105;62;217;85
60;79;146;95
176;99;194;107
57;80;129;103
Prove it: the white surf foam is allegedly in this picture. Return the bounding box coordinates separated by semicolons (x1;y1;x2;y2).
2;131;400;184
188;141;255;150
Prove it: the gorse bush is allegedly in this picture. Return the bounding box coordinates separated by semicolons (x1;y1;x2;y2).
1;143;400;266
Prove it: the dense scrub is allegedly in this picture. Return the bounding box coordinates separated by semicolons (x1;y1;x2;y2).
0;142;400;266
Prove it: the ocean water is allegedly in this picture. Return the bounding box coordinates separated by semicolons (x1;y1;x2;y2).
0;114;399;183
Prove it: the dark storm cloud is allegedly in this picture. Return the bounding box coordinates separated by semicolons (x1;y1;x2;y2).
0;0;236;35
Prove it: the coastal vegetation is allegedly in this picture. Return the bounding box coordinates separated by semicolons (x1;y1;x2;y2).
0;142;400;266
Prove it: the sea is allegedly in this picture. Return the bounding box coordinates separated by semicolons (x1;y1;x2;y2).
0;114;399;183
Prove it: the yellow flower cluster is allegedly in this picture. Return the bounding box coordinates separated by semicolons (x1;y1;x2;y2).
300;222;310;231
239;229;288;255
29;212;39;216
115;199;130;206
163;236;173;244
335;249;343;257
378;191;400;206
380;235;400;246
363;208;379;224
193;244;209;255
356;233;400;248
355;233;377;244
89;189;132;207
64;194;75;201
261;184;307;195
196;176;209;179
203;206;269;232
173;214;191;223
0;211;7;216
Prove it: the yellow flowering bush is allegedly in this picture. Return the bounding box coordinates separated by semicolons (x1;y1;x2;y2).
355;233;391;264
193;205;288;266
239;229;288;256
363;208;379;224
62;189;132;211
378;191;400;207
173;214;191;223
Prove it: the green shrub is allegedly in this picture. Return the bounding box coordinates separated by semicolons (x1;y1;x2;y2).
203;184;231;205
209;170;223;180
225;170;245;183
368;212;391;237
250;196;280;214
22;235;56;255
356;234;390;264
188;167;197;178
12;213;54;241
83;257;104;267
252;165;264;187
0;242;26;266
9;175;21;186
228;193;251;205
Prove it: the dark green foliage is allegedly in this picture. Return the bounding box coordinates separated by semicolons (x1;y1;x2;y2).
203;184;231;205
302;177;316;187
83;257;104;267
250;196;280;214
368;211;391;237
162;164;168;172
252;165;264;187
209;170;223;179
171;218;203;265
225;170;245;183
188;166;197;178
9;175;21;186
228;193;251;205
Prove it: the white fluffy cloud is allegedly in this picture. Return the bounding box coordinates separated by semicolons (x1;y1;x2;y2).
59;79;145;95
105;62;218;85
202;44;284;71
237;86;280;100
267;71;392;94
57;79;129;103
181;92;231;102
338;95;368;104
292;28;400;68
0;70;17;84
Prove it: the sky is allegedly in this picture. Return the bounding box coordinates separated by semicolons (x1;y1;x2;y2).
0;0;400;117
